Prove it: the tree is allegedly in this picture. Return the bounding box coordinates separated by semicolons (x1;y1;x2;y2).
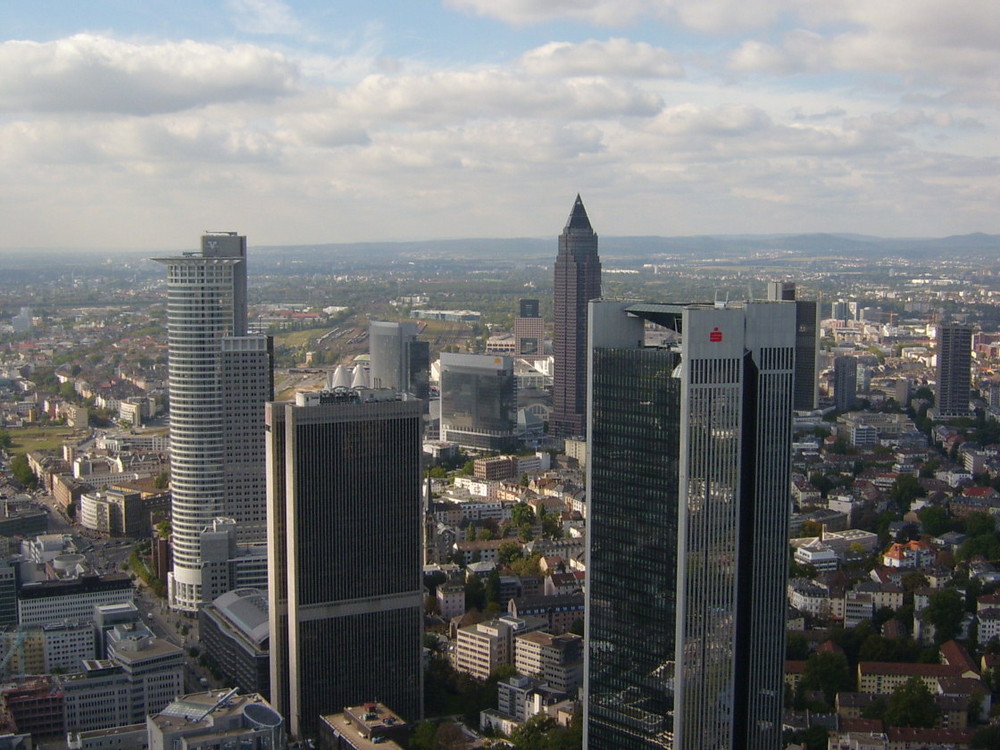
801;651;854;705
923;588;964;643
889;474;925;509
153;471;169;489
963;511;996;538
499;541;524;567
464;575;486;612
971;726;1000;749
410;722;438;750
0;429;12;450
918;505;950;536
511;502;536;528
484;569;501;608
883;676;940;728
10;454;36;488
800;520;823;538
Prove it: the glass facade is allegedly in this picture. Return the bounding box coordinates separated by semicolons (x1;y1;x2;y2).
439;353;517;451
585;301;794;750
587;346;682;748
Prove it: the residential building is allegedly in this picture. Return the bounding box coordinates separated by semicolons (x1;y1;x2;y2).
551;195;601;437
266;388;423;738
514;631;583;695
881;540;935;569
936;323;973;418
585;299;795;749
835;356;859;411
153;233;273;612
453;615;547;680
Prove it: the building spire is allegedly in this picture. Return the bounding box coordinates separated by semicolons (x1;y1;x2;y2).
564;194;593;233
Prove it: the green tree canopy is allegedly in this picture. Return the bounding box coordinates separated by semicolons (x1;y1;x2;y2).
801;651;854;705
917;505;950;536
10;454;36;488
511;502;536;527
963;511;996;538
923;588;964;643
889;474;926;509
884;676;940;728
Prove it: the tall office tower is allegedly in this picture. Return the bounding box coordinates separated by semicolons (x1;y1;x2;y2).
551;195;601;437
834;355;858;412
514;298;545;357
767;282;819;411
937;323;973;418
153;233;272;612
439;352;518;451
369;321;430;400
266;388;423;739
585;299;795;750
831;300;850;322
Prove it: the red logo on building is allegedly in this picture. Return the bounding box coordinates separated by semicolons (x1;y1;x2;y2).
709;327;723;342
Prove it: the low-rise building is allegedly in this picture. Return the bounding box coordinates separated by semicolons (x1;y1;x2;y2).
453;615;547;680
513;631;583;695
147;690;285;750
198;589;269;699
318;703;408;750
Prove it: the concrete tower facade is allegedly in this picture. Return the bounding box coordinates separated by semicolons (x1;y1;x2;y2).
368;321;430;400
551;195;601;437
584;299;795;750
266;388;424;739
153;233;272;612
514;298;545;358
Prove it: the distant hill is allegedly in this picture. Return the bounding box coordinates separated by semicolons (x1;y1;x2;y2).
1;232;998;271
252;232;1000;265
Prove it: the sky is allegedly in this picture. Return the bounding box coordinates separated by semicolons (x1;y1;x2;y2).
1;0;998;250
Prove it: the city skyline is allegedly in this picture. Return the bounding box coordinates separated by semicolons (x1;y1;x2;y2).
2;1;999;250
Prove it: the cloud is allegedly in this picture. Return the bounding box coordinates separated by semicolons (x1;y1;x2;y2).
520;38;683;78
446;0;789;33
228;0;302;35
331;69;663;125
0;34;299;115
444;0;648;27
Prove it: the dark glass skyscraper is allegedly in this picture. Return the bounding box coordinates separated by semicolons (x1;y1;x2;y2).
767;282;818;411
266;389;424;738
439;352;517;451
585;299;795;750
834;355;858;412
551;195;601;437
936;323;973;418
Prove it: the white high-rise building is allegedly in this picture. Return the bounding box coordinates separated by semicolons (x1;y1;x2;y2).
153;233;272;612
